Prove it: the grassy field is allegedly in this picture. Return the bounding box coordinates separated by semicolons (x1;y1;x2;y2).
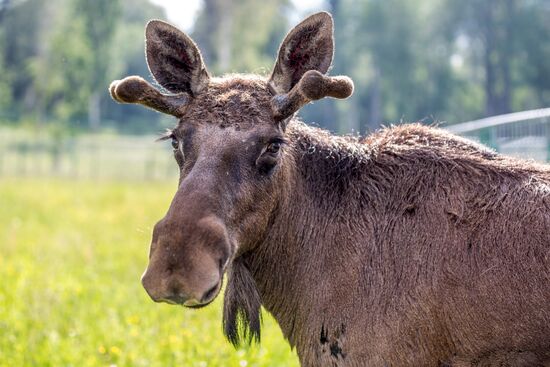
0;179;299;367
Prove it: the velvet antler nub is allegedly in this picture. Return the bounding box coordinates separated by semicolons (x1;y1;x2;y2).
109;76;189;117
271;70;354;121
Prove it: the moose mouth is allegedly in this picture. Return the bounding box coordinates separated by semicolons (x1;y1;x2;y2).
184;299;215;309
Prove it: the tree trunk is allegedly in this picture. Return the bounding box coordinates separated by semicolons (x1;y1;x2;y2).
218;0;233;72
499;0;513;114
483;0;496;116
193;0;215;65
483;0;512;116
366;67;382;134
88;92;100;130
322;100;339;133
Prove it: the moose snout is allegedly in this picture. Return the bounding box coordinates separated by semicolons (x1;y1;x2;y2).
141;215;230;307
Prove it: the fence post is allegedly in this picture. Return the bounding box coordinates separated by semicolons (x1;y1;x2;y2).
478;128;498;150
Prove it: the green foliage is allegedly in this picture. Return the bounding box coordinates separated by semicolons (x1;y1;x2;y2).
443;0;550;116
76;0;120;89
106;0;172;134
0;0;168;131
0;179;299;367
30;1;92;124
0;40;12;112
192;0;289;74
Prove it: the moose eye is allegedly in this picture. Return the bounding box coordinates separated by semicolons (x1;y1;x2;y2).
266;142;281;155
171;136;179;150
256;139;285;176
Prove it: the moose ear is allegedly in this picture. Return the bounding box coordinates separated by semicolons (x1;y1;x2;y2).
268;12;334;95
145;20;210;96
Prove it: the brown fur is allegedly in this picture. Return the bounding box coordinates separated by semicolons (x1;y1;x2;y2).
110;12;550;367
246;121;550;366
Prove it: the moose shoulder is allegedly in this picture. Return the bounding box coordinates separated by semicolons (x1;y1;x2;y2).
110;12;550;367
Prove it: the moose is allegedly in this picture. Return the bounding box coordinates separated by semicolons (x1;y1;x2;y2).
110;12;550;367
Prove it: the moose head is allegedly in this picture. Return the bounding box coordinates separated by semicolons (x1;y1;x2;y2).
110;11;352;331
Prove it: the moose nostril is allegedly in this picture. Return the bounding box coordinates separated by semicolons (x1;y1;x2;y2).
166;265;174;275
201;283;219;303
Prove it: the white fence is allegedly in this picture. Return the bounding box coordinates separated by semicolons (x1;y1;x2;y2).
0;129;178;181
445;108;550;162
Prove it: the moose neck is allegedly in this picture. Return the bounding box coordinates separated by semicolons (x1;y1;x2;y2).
244;120;374;349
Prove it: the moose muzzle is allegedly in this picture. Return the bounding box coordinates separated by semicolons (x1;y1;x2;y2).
141;213;231;308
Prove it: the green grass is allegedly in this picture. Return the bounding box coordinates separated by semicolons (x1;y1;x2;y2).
0;179;299;367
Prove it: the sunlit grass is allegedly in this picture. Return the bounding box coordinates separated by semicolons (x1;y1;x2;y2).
0;179;299;367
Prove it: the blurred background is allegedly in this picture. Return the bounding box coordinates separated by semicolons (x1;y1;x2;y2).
0;1;549;366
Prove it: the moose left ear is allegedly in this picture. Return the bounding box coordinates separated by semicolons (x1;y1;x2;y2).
268;12;334;95
146;20;210;96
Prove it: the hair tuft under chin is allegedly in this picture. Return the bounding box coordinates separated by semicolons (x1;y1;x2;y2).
222;258;262;346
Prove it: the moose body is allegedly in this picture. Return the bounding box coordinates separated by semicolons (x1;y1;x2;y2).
110;12;550;366
246;121;550;366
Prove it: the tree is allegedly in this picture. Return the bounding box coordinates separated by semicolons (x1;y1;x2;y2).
192;0;289;74
74;0;120;129
0;0;169;131
444;0;550;117
104;0;170;133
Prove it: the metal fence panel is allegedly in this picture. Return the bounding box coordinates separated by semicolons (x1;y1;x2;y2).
446;108;550;162
0;129;178;181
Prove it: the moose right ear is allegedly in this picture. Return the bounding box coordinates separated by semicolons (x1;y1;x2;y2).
146;20;210;96
268;12;334;95
268;12;353;121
